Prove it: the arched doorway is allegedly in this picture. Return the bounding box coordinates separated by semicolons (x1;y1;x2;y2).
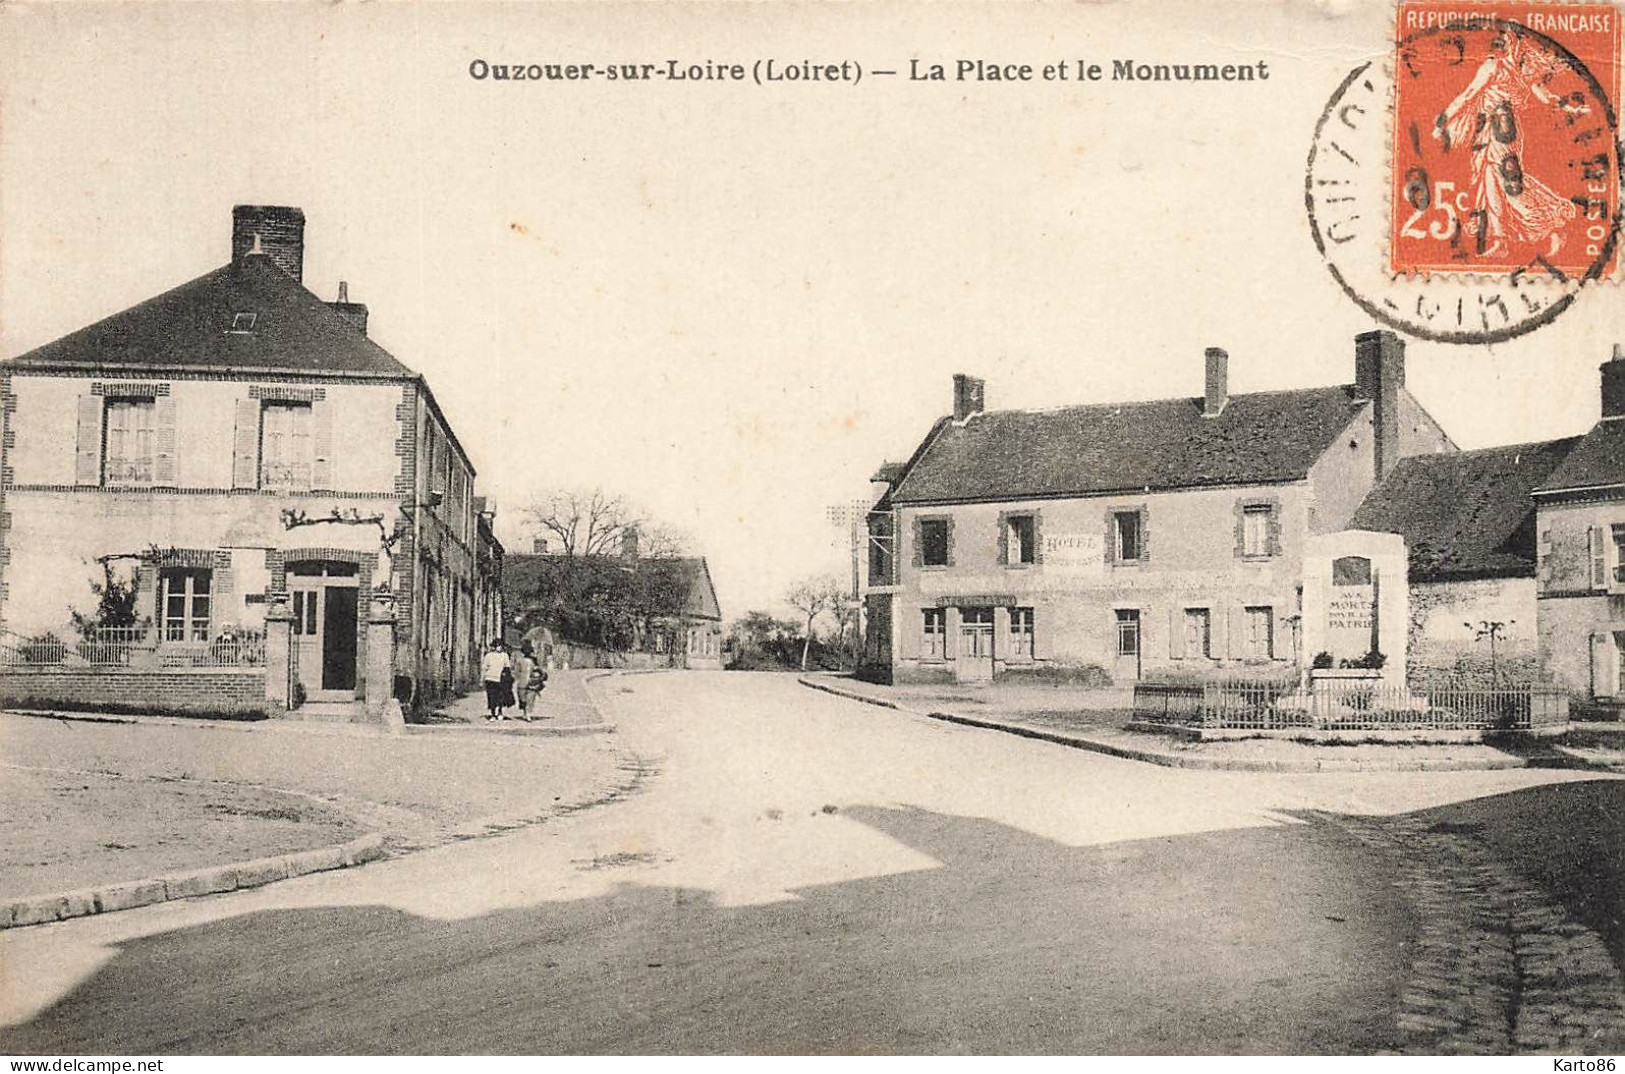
288;560;361;700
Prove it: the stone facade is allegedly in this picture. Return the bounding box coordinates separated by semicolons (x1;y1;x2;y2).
1535;495;1625;701
863;331;1455;685
1408;577;1540;688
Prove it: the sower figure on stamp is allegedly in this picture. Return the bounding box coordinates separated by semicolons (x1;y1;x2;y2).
1435;29;1591;258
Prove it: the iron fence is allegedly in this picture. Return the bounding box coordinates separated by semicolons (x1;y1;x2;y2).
0;626;266;669
1132;677;1567;733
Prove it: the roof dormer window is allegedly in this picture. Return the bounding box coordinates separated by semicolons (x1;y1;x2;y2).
228;312;257;334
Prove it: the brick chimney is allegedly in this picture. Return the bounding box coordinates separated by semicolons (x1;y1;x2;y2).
621;528;640;559
952;374;985;422
1602;344;1625;419
232;205;305;283
1203;347;1229;417
327;280;370;337
1354;330;1406;480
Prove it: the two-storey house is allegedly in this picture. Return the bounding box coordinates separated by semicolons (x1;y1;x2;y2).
1532;348;1625;706
861;330;1455;684
0;205;498;712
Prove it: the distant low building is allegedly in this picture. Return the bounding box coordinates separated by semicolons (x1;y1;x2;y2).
502;533;723;669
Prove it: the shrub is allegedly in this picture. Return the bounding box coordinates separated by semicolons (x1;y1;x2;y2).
1311;651;1334;670
19;633;67;664
999;663;1112;688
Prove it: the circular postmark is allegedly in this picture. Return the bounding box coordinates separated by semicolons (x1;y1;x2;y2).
1306;16;1622;344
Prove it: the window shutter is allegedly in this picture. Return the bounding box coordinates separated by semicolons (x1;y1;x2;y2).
1139;508;1151;563
997;513;1010;566
1590;632;1615;697
1104;511;1117;565
1032;604;1051;659
1590;527;1608;590
1228;606;1246;659
232;398;260;489
153;396;178;487
1169;606;1185;658
911;518;923;569
74;395;102;486
945;518;955;568
1233;504;1247;559
311;400;335;490
1267;506;1283;557
1032;511;1044;565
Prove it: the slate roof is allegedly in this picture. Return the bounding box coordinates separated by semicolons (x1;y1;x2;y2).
1534;420;1625;494
886;386;1368;505
503;554;723;622
1350;437;1583;581
7;253;416;378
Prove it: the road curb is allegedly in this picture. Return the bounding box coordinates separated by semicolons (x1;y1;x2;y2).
1;832;384;930
799;676;900;710
797;676;1531;774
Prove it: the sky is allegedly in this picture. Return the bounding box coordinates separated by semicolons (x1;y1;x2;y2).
2;0;1621;620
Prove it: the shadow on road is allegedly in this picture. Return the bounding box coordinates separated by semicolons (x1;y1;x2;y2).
1403;778;1625;968
6;804;1418;1055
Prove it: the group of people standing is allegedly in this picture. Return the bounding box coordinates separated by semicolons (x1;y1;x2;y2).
480;639;548;721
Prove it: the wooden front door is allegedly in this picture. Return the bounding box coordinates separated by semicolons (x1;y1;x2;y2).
1114;609;1143;682
289;561;361;700
956;607;995;683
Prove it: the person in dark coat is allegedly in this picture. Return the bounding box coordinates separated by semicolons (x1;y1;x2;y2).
480;639;514;720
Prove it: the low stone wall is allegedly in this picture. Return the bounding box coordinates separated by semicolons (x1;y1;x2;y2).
0;666;268;718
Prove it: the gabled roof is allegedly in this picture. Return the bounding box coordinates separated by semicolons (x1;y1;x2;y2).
1535;420;1625;495
503;554;723;622
7;254;416;379
886;386;1368;505
1351;437;1583;581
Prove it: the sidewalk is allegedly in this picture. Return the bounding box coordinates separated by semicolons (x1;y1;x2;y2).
800;674;1544;773
420;669;608;735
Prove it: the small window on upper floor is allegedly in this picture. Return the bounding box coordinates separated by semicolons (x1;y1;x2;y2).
1006;514;1036;565
1242;504;1273;557
260;401;313;490
229;312;257;334
1113;511;1142;563
104;397;157;487
919;519;950;568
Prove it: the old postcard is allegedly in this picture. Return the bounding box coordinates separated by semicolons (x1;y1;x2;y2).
1;0;1622;1060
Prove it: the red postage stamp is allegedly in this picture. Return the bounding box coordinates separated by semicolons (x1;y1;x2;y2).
1391;1;1621;277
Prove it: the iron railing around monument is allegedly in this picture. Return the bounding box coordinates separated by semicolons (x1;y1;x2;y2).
1132;678;1567;733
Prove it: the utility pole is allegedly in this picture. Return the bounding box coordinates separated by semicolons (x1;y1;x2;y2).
824;499;867;662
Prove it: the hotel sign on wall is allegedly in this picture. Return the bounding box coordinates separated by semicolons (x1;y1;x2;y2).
1042;533;1105;575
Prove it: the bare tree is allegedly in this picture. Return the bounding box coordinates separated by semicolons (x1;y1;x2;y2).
521;488;691;560
514;488;697;652
522;489;639;558
784;574;845;671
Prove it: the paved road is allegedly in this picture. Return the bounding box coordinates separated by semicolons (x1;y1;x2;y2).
2;673;1619;1054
